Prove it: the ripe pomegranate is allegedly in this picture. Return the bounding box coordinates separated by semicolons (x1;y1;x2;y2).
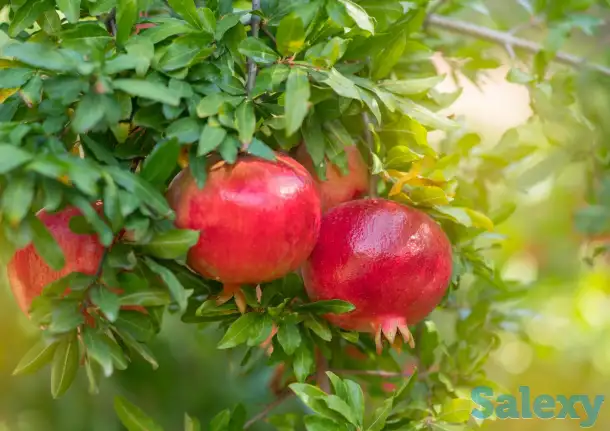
7;205;106;314
166;153;321;312
295;144;369;212
302;199;453;352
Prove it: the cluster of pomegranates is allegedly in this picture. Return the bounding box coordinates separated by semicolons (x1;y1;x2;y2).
7;142;453;351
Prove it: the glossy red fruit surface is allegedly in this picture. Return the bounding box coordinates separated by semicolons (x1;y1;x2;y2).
302;199;452;345
295;144;369;212
7;205;106;314
166;153;321;286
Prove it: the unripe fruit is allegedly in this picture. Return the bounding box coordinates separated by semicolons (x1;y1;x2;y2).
302;199;452;352
295;144;369;212
166;153;321;311
7;205;106;314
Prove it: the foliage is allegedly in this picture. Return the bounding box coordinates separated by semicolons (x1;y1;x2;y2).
0;0;608;429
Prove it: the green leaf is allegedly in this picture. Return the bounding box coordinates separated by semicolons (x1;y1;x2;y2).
394;97;457;131
114;396;165;431
366;398;393;431
246;138;276;161
184;414;201;431
196;94;242;118
13;339;58;375
51;333;79;399
293;340;314;382
325;395;359;426
380;76;444;95
219;134;239;164
113;79;180;106
238;37;280;64
372;34;406;80
90;286;121;322
337;0;375;33
295;300;355;314
141;18;196;44
55;0;79;23
158;35;214;71
167;0;202;30
304;416;343;431
49;301;85;333
1;174;35;226
277;323;301;355
198;7;216;35
114;327;159;369
304;315;332;341
119;290;171;307
3;43;74;73
69;195;113;247
0;69;35;89
314;68;360;100
343;380;365;423
116;0;138;46
29;214;65;271
215;13;243;40
285;68;310;136
9;0;54;37
114;310;155;342
143;258;189;312
82;327;114;376
198;123;227;156
302;114;326;167
0;145;31;174
72;93;105;133
141;229;200;259
217;313;261;349
107;167;173;218
246;313;274;346
140;138;181;186
235;101;256;144
276;13;306;56
575;205;610;235
289;383;327;409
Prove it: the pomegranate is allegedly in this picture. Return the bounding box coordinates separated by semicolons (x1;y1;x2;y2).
295;144;369;212
7;205;106;314
166;153;321;312
302;199;453;352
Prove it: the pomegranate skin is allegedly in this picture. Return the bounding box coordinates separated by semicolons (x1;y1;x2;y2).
302;199;452;334
295;144;369;213
7;205;106;314
166;153;321;285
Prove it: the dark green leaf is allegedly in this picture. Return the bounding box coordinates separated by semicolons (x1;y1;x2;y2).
113;79;180;106
51;333;79;399
9;0;54;37
1;174;35;225
219;134;239;164
107;167;173;217
141;18;196;44
13;339;59;375
72;93;105;133
144;258;189;311
293;340;314;382
246;138;276;160
141;229;200;259
82;327;113;376
90;286;121;322
114;396;165;431
235;101;256;144
29;214;65;271
366;398;393;431
372;34;406;80
69;195;114;247
217;313;261;349
238;37;280;64
0;68;35;89
0;145;32;174
119;290;171;307
294;300;355;314
167;0;202;30
215;13;243;40
114;327;159;368
304;315;332;341
49;301;85;334
302;114;326;166
158;34;214;71
140;138;181;186
338;0;374;33
285;68;310;136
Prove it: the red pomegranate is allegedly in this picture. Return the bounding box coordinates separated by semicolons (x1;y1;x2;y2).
7;205;106;314
302;199;453;352
166;153;321;311
295;144;369;212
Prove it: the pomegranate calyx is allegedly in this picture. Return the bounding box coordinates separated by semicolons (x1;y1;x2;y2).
372;317;415;354
216;283;248;314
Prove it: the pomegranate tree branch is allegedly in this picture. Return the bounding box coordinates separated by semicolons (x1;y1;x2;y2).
427;14;610;77
246;0;262;95
243;389;294;429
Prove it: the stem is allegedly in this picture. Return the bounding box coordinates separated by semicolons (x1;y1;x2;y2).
105;9;117;36
427;14;610;77
243;390;294;429
362;112;378;197
246;0;262;96
316;350;331;393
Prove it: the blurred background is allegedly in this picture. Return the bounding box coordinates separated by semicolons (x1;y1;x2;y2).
2;1;610;431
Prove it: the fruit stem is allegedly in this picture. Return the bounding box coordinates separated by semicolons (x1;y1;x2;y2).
362;111;378;197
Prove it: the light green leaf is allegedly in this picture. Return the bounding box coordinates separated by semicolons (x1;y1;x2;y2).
158;35;214;71
198;8;216;35
219;134;240;164
304;315;332;341
72;93;105;133
141;18;196;44
235;101;256;144
51;334;79;399
380;76;444;95
238;37;280;64
90;286;121;322
0;68;35;89
167;0;202;30
141;229;200;259
29;214;65;271
196;93;242;118
113;79;180;106
119;290;171;307
114;396;165;431
55;0;80;23
116;0;138;46
294;300;355;314
325;395;359;426
372;34;406;80
285;68;310;136
338;0;375;33
217;313;261;349
246;138;276;161
315;68;360;99
143;258;189;312
1;174;35;225
277;323;301;355
198;123;227;156
184;414;201;431
304;416;343;431
394;97;457;131
82;327;113;376
277;13;306;56
13;339;59;375
293;341;315;382
107;167;173;218
9;0;54;37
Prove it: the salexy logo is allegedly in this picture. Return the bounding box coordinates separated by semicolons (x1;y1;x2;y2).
471;386;605;428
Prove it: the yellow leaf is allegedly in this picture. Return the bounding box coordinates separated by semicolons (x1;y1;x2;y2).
465;208;494;231
0;59;20;69
0;88;18;104
388;161;422;196
440;397;474;423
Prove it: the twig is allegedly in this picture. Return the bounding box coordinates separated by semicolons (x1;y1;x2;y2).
105;9;117;36
361;112;378;197
246;0;262;96
261;22;277;44
331;369;423;378
243;389;294;429
427;14;610;77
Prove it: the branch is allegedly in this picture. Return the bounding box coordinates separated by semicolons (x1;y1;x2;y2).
361;112;378;197
427;14;610;77
243;389;294;429
246;0;262;95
